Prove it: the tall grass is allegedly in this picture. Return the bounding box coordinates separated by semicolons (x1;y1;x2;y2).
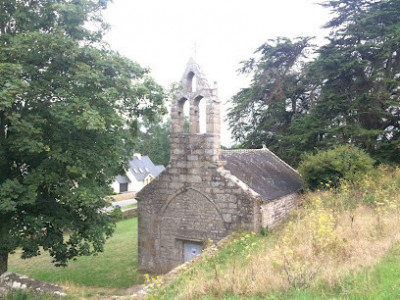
159;165;400;299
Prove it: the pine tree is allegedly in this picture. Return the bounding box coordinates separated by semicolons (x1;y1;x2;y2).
228;37;314;164
312;0;400;163
228;0;400;165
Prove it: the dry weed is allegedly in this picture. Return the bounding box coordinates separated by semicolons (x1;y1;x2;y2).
174;167;400;299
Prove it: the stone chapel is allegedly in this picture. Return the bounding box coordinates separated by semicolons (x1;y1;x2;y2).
137;58;302;273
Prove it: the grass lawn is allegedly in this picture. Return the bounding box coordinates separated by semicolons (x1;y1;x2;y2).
8;217;143;290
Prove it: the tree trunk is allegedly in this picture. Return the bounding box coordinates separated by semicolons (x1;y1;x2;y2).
0;251;8;275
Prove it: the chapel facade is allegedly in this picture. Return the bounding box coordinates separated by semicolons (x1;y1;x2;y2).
137;58;302;273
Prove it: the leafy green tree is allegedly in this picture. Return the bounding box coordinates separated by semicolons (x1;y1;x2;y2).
134;115;192;167
0;0;165;274
298;145;374;190
135;119;170;167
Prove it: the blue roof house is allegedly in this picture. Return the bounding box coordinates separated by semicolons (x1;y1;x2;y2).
111;153;165;193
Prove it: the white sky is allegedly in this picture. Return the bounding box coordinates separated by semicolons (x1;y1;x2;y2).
103;0;331;146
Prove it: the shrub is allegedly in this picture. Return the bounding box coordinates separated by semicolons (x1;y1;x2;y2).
298;145;375;190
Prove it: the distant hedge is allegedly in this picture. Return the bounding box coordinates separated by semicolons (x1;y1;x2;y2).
298;145;375;190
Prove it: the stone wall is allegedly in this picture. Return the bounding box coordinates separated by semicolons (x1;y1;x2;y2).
137;133;262;273
122;207;137;219
260;193;299;229
0;272;65;297
112;191;136;201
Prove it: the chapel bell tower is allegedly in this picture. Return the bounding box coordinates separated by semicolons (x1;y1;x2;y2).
169;58;221;162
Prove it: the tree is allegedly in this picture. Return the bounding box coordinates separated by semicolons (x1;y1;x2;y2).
227;37;314;165
320;0;373;37
228;0;400;166
311;0;400;163
135;119;171;167
0;0;165;274
298;145;374;190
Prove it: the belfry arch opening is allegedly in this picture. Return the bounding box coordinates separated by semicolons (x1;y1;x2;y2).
193;96;207;134
183;100;190;133
186;71;197;93
170;58;220;139
177;97;190;133
178;95;206;134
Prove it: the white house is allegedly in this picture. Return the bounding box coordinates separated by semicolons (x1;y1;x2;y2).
111;154;165;193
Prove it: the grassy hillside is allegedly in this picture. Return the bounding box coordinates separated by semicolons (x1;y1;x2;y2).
6;166;400;299
152;166;400;299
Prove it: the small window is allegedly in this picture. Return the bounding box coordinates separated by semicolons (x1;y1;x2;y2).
139;168;144;173
120;183;128;193
145;167;150;172
133;168;138;173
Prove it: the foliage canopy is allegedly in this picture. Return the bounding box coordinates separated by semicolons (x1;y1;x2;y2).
0;0;165;274
134;119;170;167
298;145;375;190
228;0;400;166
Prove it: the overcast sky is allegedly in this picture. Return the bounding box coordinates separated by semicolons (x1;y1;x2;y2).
103;0;332;146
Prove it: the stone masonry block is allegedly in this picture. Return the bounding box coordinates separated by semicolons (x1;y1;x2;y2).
173;148;185;155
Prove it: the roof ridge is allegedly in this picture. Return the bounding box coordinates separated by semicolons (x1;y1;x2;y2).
221;148;299;174
221;148;269;153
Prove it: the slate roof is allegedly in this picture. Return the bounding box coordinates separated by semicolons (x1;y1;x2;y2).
221;149;302;202
116;155;165;183
116;174;129;183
